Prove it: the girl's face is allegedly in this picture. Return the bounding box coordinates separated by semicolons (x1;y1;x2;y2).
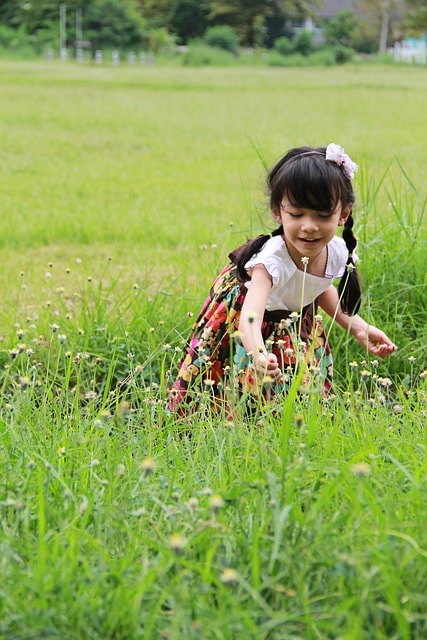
274;196;351;265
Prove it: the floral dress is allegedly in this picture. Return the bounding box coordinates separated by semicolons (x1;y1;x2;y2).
169;235;348;415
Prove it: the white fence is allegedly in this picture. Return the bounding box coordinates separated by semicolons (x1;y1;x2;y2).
390;42;426;64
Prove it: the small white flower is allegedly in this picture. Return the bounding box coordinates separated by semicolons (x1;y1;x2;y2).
301;256;309;266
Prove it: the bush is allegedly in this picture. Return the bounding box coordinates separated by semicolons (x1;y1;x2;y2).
333;45;355;64
203;25;239;55
293;29;316;56
267;52;307;67
0;25;35;56
182;43;235;66
273;36;294;56
268;50;335;67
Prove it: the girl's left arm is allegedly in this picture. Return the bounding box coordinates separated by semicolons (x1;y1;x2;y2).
318;286;398;358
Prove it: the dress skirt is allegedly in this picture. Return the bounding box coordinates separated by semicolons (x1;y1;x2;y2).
169;262;333;415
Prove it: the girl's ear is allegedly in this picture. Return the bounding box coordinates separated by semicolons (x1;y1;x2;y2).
338;205;352;226
272;206;281;225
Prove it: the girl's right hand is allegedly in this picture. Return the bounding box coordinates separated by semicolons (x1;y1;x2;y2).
254;351;282;382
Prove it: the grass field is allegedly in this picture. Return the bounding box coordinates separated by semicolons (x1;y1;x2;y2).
0;60;426;639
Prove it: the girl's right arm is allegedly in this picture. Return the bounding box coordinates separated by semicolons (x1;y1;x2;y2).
239;264;282;381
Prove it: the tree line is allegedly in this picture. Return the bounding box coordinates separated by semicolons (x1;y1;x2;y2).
0;0;425;57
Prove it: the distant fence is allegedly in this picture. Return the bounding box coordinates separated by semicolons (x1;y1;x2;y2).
389;42;426;64
45;49;155;66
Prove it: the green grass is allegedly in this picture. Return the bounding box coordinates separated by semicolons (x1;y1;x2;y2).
0;60;426;639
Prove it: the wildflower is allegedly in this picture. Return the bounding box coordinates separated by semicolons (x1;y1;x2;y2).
279;318;290;330
360;369;371;381
346;263;356;273
58;334;67;344
186;497;199;512
392;404;403;413
220;568;238;585
408;356;416;364
87;276;92;282
19;376;31;389
50;323;59;333
300;256;309;266
169;533;186;554
56;286;65;294
371;360;379;368
132;283;139;290
17;328;24;340
85;391;97;400
79;496;89;514
116;464;125;476
187;311;194;318
380;377;392;388
57;446;66;457
351;461;371;477
289;311;299;323
209;493;225;513
203;379;215;387
78;328;84;335
420;371;427;380
141;456;156;476
45;272;51;279
90;459;100;467
349;361;358;370
163;343;171;351
295;414;304;428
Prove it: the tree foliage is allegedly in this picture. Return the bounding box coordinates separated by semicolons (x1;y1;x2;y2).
0;0;424;52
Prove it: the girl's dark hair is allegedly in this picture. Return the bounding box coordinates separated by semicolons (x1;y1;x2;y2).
234;146;361;315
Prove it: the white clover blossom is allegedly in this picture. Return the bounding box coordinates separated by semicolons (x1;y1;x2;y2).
325;143;358;180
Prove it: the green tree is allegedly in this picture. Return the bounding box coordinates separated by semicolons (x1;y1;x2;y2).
323;10;359;48
135;0;174;28
207;0;277;47
404;0;427;33
356;0;404;51
170;0;209;43
84;1;144;51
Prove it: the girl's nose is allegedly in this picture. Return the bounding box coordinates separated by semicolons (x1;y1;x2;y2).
301;216;319;232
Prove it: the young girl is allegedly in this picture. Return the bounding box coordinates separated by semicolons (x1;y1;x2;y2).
169;144;397;415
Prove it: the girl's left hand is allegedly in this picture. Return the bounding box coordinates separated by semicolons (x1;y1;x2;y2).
354;325;398;358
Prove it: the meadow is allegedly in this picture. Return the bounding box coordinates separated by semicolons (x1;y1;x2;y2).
0;59;426;639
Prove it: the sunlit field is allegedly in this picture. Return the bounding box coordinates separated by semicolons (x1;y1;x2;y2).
0;60;426;639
